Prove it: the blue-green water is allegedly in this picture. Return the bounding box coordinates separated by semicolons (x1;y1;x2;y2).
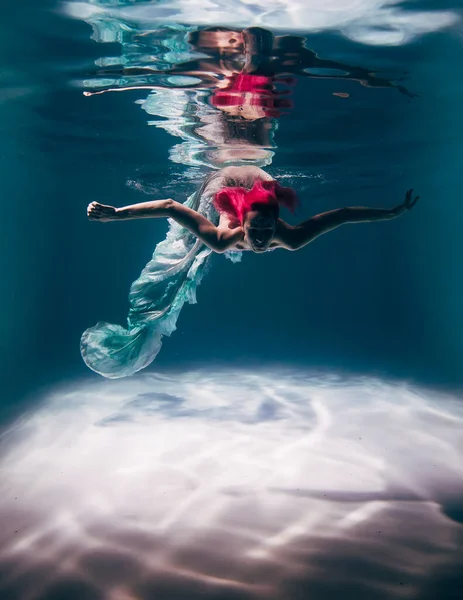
1;1;463;598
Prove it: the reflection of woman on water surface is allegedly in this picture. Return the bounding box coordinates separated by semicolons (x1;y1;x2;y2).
88;165;419;253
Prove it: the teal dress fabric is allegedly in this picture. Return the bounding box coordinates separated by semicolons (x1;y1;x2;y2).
80;178;240;379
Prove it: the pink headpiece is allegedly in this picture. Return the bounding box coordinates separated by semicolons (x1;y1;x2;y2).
213;179;298;224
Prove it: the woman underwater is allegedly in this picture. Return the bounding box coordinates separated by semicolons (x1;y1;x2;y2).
83;166;419;378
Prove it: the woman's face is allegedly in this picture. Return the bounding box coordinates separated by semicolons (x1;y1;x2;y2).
243;208;277;253
195;31;244;54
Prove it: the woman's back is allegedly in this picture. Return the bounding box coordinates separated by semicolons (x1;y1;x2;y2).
216;165;274;189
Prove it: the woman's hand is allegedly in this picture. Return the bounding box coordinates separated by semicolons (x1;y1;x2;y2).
390;189;420;218
87;201;118;222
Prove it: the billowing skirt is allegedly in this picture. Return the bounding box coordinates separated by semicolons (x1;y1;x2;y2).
80;177;240;378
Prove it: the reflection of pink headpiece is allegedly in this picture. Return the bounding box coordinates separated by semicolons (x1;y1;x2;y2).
213;179;298;224
210;74;294;118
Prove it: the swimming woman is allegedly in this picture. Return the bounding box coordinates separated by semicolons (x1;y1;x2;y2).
83;166;418;379
88;165;418;252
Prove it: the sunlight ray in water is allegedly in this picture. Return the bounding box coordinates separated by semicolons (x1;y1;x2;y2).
1;369;463;598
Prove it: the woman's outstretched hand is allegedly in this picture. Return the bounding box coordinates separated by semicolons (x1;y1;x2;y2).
391;189;420;218
87;201;117;222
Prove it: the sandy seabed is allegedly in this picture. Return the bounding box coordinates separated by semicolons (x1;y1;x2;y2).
1;368;463;599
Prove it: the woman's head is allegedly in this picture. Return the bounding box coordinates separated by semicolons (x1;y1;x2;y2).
187;27;244;54
213;179;298;252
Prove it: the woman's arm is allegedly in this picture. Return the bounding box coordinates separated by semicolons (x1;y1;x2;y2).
87;199;240;252
279;189;419;251
87;199;172;221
